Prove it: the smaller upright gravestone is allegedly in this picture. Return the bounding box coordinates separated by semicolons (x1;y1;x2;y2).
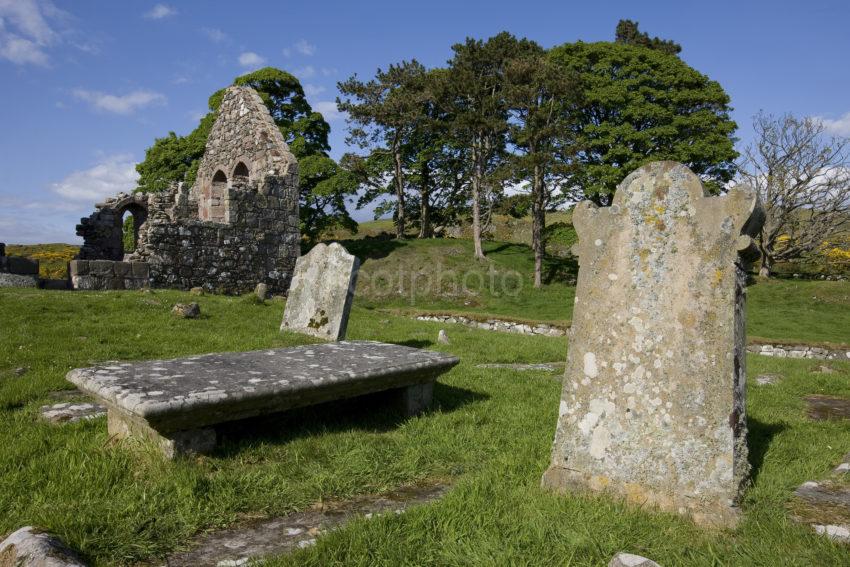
542;162;764;527
281;242;360;340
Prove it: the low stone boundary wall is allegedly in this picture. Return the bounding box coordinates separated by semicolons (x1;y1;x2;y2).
746;343;850;361
414;315;850;360
0;243;39;287
70;259;150;290
415;314;567;337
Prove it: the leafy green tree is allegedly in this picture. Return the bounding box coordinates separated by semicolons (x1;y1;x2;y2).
338;60;431;238
615;19;682;55
504;41;581;287
550;41;737;205
136;67;355;241
442;32;526;259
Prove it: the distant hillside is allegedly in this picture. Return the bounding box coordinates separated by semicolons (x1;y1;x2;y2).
5;243;78;279
323;212;579;257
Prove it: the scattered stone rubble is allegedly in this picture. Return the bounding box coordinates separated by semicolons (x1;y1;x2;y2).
609;553;661;567
0;526;87;566
171;302;201;319
73;86;300;294
40;402;106;424
542;162;765;527
415;314;566;337
793;454;850;544
164;483;448;566
0;243;39;288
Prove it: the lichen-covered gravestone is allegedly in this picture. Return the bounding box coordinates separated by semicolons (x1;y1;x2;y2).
281;243;359;340
542;161;764;527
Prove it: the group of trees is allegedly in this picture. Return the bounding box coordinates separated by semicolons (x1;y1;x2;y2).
134;20;848;281
337;22;739;285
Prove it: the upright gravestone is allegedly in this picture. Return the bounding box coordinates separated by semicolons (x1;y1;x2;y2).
542;162;764;527
281;242;360;340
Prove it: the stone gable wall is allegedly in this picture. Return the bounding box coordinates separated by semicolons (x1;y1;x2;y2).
74;85;300;294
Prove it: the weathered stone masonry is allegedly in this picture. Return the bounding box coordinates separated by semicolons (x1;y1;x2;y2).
74;86;300;294
0;242;39;288
542;161;765;527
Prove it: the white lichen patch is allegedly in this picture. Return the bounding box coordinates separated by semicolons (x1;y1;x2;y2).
583;352;599;378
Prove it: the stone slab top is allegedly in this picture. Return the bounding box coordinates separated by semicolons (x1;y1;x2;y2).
66;341;459;431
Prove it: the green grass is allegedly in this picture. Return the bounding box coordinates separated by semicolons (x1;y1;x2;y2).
2;287;850;565
339;236;850;345
343;238;577;324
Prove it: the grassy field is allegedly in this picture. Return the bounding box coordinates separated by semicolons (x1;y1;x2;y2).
1;284;850;565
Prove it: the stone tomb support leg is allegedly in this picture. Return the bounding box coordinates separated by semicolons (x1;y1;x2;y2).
107;409;216;459
390;382;434;416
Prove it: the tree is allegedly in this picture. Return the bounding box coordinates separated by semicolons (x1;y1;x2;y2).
442;32;522;260
136;67;355;240
550;41;738;205
738;112;850;277
504;42;581;287
338;60;430;238
615;19;682;55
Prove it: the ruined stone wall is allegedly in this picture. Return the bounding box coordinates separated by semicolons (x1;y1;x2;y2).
193;86;298;224
76;193;149;261
74;85;300;295
69;259;150;290
131;178;298;293
0;243;39;288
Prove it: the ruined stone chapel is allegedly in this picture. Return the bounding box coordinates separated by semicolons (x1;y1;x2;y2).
72;86;300;294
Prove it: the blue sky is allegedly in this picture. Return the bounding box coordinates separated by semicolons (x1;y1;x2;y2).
1;0;849;244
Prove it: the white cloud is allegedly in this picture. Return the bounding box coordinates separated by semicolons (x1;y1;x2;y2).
283;38;316;58
313;101;343;122
817;112;850;137
321;67;337;77
201;27;227;43
295;39;315;56
0;34;48;65
294;65;315;79
238;51;265;69
72;88;166;114
0;0;58;66
50;154;139;202
303;83;325;97
144;3;176;20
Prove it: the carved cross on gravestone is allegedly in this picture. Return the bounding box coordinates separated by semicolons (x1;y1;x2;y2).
280;242;360;341
542;161;765;527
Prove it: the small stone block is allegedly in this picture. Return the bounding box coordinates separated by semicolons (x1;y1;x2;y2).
7;256;39;275
0;273;38;288
0;526;86;566
108;409;216;459
90;260;114;276
609;553;661;567
113;261;131;277
130;261;150;278
71;275;97;290
69;260;89;276
391;382;434;416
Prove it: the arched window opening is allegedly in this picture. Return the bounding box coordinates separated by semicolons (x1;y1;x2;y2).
233;162;249;181
117;203;147;257
121;210;135;254
205;170;228;222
